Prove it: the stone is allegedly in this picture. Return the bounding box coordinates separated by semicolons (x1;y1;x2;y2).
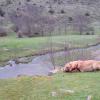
51;91;57;97
59;89;75;94
87;95;92;100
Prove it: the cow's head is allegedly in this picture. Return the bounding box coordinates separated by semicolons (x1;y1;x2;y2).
63;61;80;72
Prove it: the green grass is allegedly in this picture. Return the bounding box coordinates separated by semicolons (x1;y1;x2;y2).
0;35;99;65
0;72;100;100
0;35;100;99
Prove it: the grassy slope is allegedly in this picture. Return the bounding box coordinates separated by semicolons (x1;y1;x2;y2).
0;35;99;65
0;72;100;100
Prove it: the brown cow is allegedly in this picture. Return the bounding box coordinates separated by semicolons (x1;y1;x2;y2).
63;60;100;72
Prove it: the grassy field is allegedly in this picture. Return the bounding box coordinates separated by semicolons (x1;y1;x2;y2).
0;35;100;100
0;72;100;100
0;35;99;65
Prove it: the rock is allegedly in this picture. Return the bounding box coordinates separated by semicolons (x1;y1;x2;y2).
3;48;9;51
7;60;16;67
59;89;75;94
15;57;32;64
51;89;74;97
49;67;63;74
48;72;53;76
49;68;59;74
87;95;92;100
51;91;57;97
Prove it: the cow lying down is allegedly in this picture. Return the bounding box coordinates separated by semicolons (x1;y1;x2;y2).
50;60;100;73
63;60;100;72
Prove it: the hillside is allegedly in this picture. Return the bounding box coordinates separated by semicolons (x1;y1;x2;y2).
0;0;100;36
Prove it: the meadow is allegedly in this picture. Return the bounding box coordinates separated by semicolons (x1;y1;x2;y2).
0;35;99;65
0;72;100;100
0;35;100;100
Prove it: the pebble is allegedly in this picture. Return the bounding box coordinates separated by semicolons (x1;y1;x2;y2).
59;89;75;94
51;91;57;97
87;95;92;100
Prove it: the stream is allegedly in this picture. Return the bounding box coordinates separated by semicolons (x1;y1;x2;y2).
0;44;100;79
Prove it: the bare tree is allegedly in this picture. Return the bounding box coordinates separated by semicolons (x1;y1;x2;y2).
72;14;91;35
7;3;57;37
